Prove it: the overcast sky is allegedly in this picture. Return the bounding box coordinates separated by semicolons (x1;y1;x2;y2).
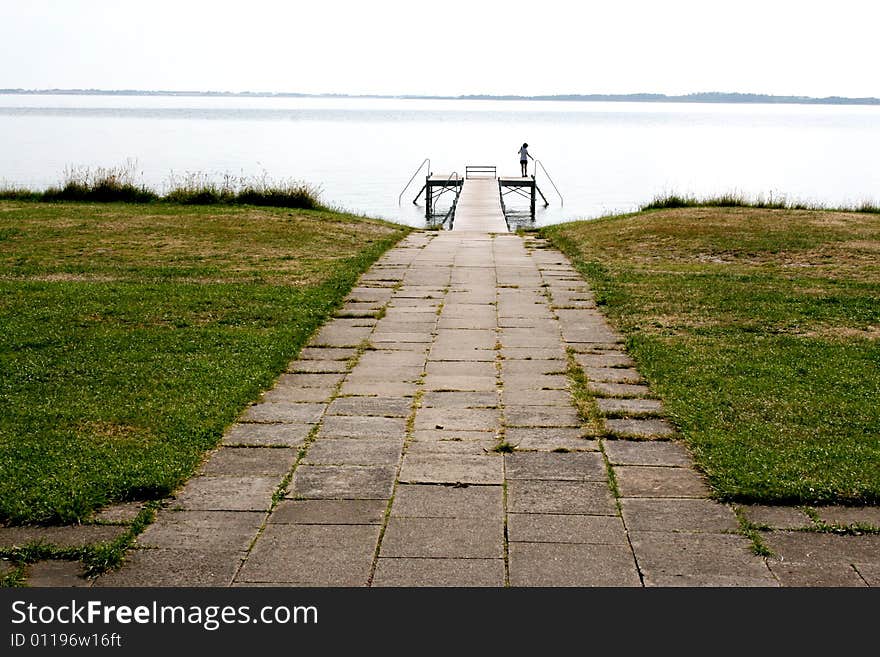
2;0;878;98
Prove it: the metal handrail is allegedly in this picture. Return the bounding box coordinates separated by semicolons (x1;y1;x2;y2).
534;159;563;207
426;171;462;227
437;171;462;222
466;165;496;179
398;158;430;206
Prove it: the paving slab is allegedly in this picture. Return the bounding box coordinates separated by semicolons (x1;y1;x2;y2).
630;532;776;587
507;480;617;515
0;525;128;549
589;382;653;398
269;499;387;525
415;407;500;431
854;563;880;586
426;361;496;377
502;359;567;376
288;359;350;373
502;347;568;360
576;352;635;369
503;374;570;391
767;561;867;587
380;517;503;558
345;365;424;382
171;475;279;512
300;347;358;361
509;543;641;587
358;350;427;368
411;428;496;443
373;558;505;587
95;549;244;587
277;372;346;388
304;438;403;466
25;561;90;587
504;406;581;428
422;375;497;393
603;440;694;467
237;524;379;585
605;418;676;439
505;428;599;452
596;397;663;417
319;415;407;439
438;316;497;330
406;440;495;455
504;452;606;481
137;511;265;551
222;422;312;447
507;513;628;544
428;347;497;362
620;498;739;533
399;453;503;485
336;303;383;317
391;484;503;519
814;506;880;529
421;391;498;408
338;381;418;397
311;324;374;347
502;389;572;407
615;466;711;498
257;386;337;404
369;332;433;344
241;401;325;424
290;465;397;500
380;311;437;324
327;396;412;417
584;367;643;384
737;505;816;530
761;531;880;563
199;447;298;476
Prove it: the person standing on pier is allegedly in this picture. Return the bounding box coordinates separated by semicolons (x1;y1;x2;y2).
518;142;533;177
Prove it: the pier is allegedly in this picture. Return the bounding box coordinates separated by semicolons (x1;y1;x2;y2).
400;158;561;231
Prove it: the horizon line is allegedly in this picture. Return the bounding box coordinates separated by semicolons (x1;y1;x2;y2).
1;88;880;105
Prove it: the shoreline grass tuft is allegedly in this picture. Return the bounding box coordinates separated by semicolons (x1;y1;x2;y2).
643;192;880;214
0;162;325;210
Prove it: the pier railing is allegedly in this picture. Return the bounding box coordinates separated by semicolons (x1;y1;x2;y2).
465;165;496;179
398;158;431;205
533;160;563;207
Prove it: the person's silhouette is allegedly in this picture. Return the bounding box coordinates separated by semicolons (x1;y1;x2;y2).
518;142;533;177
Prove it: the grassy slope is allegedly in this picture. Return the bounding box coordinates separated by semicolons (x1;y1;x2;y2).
542;207;880;505
0;201;409;524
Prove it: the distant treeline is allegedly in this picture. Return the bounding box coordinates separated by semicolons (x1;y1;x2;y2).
2;89;879;106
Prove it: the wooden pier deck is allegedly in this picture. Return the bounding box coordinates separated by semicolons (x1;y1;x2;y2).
452;178;508;232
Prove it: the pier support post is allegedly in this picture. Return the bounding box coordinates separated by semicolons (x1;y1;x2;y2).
530;177;536;220
425;176;432;219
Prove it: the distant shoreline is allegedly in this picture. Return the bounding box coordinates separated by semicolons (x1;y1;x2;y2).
1;88;879;106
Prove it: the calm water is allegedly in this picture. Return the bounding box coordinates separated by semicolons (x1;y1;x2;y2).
2;94;879;227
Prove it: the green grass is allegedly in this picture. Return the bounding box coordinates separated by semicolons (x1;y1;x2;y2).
542;206;880;505
0;201;409;524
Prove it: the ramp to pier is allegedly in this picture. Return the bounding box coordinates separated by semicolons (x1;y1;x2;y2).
452;178;508;232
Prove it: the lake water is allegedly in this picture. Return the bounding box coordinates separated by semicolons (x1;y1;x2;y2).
1;94;879;227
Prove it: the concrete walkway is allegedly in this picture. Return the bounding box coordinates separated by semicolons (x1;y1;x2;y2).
89;231;879;587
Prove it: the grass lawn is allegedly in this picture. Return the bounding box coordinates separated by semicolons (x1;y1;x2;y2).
0;201;409;524
542;207;880;505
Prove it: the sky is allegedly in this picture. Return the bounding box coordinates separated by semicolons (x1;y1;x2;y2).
2;0;878;98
